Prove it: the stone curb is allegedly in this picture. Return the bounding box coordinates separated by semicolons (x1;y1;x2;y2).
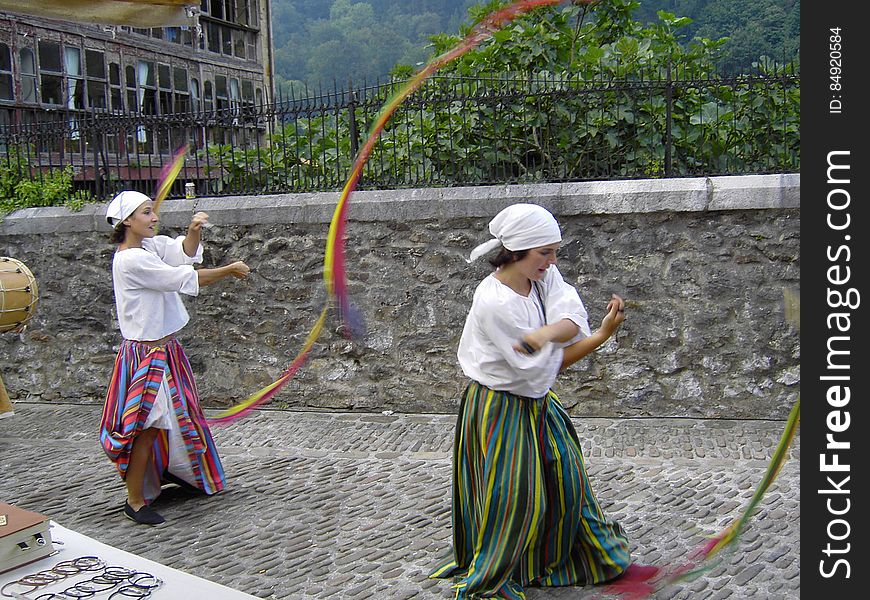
0;174;799;235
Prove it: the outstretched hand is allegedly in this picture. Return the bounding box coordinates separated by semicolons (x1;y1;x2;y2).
196;260;251;287
230;261;251;279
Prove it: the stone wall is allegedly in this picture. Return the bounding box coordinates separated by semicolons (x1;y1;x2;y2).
0;175;800;419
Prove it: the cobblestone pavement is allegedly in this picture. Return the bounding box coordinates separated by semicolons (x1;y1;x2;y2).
0;403;799;599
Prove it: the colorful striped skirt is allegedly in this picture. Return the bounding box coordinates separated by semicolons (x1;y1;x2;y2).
99;338;226;503
430;382;630;599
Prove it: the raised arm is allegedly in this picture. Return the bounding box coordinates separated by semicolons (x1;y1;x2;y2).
560;294;625;371
183;211;210;257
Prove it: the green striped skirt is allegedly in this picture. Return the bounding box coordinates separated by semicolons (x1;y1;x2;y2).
430;382;630;599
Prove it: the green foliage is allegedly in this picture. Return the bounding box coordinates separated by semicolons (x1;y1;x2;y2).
427;0;730;77
632;0;800;69
378;0;796;183
203;0;798;195
204;112;358;192
0;149;95;215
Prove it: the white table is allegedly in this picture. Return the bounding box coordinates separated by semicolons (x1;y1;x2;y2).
0;522;258;599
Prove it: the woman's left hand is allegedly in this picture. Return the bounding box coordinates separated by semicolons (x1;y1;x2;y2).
514;332;544;355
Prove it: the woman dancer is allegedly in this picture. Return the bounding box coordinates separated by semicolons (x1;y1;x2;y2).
100;190;250;525
431;203;630;598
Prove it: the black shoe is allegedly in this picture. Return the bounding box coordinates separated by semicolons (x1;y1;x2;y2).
124;501;165;525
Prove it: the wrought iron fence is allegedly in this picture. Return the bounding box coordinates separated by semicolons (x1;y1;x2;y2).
0;65;799;202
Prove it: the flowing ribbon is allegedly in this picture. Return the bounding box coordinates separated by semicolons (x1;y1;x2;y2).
207;0;564;426
601;397;801;599
207;310;328;425
152;143;189;216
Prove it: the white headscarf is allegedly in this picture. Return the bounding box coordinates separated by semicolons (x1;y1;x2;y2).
106;190;151;226
467;203;562;262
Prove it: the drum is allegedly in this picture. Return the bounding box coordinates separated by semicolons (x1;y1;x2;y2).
0;257;39;334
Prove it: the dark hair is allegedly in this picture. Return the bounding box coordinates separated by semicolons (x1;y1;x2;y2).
109;221;127;244
489;246;528;268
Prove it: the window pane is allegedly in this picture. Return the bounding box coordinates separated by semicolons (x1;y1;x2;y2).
234;32;246;59
0;43;11;71
207;23;220;53
20;48;36;75
173;67;188;92
246;32;257;61
39;40;62;72
86;49;105;78
204;80;213;111
142;89;157;114
64;47;81;76
111;88;123;111
222;26;233;55
41;73;63;104
174;92;190;113
22;75;37;103
69;78;84;109
110;62;120;85
190;78;200;112
158;64;171;89
126;65;136;87
0;73;13;100
210;0;224;20
87;80;107;108
236;1;250;26
138;61;155;87
215;75;227;98
160;90;171;113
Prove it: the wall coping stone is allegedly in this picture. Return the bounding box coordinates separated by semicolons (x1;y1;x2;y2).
0;173;799;236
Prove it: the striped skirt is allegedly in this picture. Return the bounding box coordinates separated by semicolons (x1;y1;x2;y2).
99;338;226;503
430;382;630;599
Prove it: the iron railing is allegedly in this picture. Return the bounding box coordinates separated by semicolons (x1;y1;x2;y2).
0;65;799;202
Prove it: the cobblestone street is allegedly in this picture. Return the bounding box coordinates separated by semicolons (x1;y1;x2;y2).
1;403;799;599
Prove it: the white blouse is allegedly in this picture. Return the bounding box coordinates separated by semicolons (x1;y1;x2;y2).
112;235;202;341
457;265;591;399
